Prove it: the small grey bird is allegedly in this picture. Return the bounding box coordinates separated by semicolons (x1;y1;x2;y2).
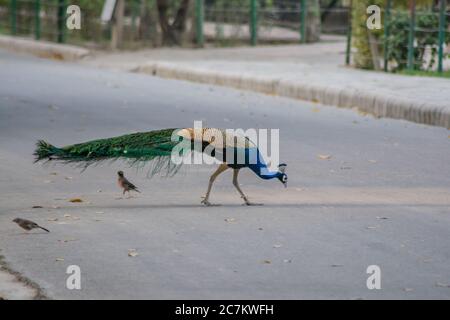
13;218;50;233
117;171;140;196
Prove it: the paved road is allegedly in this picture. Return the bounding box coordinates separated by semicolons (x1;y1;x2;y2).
0;50;449;299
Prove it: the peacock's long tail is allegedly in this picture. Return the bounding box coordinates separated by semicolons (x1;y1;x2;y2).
34;128;181;176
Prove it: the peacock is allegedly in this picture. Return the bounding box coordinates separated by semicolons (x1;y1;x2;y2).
34;128;288;205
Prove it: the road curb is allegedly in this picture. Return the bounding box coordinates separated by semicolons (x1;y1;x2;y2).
0;35;90;61
0;255;47;300
137;62;450;129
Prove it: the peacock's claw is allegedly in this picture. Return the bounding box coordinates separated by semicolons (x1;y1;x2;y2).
201;198;221;207
244;202;263;206
201;199;212;206
242;197;263;206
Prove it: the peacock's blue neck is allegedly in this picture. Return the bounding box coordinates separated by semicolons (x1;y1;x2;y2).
247;149;281;180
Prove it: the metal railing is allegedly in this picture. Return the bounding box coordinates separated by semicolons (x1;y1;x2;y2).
346;0;449;74
0;0;352;48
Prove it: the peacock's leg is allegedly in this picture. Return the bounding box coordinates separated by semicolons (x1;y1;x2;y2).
232;169;262;206
201;163;229;206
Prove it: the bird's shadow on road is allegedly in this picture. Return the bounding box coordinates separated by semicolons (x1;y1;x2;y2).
6;232;51;236
51;203;448;210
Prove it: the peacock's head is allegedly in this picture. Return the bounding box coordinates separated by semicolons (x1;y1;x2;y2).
117;171;124;177
277;164;288;188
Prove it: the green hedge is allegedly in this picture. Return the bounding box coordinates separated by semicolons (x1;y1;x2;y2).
351;0;446;71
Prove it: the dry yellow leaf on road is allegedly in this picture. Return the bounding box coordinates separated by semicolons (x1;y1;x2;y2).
317;154;332;160
128;249;139;257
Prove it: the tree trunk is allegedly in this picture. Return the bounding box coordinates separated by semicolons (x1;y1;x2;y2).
111;0;125;49
306;0;321;43
139;0;159;45
156;0;191;46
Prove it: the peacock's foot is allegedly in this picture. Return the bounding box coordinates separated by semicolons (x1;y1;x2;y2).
201;197;221;207
201;199;211;206
244;202;263;206
242;197;263;206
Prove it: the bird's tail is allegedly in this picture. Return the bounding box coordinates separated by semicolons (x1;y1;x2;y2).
39;226;50;233
34;129;182;176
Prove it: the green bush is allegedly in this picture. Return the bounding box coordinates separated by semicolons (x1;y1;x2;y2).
385;10;449;71
351;0;447;71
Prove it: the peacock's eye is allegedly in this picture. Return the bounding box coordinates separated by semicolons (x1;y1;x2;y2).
282;175;287;182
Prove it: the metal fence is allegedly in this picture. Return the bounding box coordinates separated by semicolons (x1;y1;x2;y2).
201;0;306;45
0;0;351;48
0;0;159;48
200;0;350;46
346;0;449;74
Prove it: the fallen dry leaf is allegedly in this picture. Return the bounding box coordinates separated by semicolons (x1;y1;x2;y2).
262;260;271;264
128;249;139;257
224;218;236;223
47;218;59;222
32;205;43;209
58;238;77;243
436;282;450;288
317;154;332;160
358;110;369;116
273;244;282;248
69;198;83;203
64;176;73;180
64;214;71;218
55;258;65;262
283;259;292;263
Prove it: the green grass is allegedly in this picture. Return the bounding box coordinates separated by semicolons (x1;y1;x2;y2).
398;69;450;79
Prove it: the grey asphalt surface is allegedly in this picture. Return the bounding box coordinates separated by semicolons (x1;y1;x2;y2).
0;49;449;299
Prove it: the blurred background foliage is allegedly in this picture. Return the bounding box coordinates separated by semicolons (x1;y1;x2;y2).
0;0;447;72
352;0;448;71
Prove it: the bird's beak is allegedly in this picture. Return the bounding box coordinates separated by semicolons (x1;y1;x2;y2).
283;182;287;188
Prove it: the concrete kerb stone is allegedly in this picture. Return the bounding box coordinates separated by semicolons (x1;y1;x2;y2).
0;35;89;61
136;62;450;129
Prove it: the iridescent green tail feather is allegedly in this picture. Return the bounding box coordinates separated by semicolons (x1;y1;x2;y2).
34;129;181;176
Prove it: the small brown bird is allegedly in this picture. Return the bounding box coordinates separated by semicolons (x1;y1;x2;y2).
13;218;50;233
117;171;140;196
